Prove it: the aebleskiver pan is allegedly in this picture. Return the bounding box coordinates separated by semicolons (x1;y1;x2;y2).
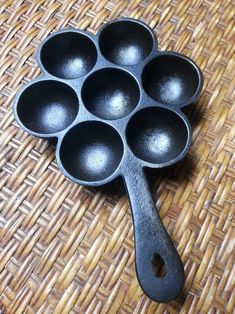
13;18;203;302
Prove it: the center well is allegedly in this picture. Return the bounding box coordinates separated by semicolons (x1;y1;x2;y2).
81;68;140;120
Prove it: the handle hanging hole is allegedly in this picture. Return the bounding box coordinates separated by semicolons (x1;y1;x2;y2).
151;253;167;277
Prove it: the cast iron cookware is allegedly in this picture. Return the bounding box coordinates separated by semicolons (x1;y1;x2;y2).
13;18;203;303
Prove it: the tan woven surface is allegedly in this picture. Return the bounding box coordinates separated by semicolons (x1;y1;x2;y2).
0;0;235;313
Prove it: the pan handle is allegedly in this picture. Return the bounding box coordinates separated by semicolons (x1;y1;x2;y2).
124;168;184;302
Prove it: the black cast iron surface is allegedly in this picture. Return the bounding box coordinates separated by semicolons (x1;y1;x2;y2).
13;18;203;303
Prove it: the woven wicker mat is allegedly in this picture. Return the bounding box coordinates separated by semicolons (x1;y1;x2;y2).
0;0;234;313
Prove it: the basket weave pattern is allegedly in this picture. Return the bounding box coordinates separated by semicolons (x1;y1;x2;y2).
0;0;234;313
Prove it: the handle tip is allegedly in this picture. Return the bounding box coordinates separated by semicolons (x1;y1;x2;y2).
138;264;184;303
136;245;185;303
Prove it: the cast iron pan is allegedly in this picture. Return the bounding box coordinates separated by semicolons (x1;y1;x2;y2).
13;18;203;303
